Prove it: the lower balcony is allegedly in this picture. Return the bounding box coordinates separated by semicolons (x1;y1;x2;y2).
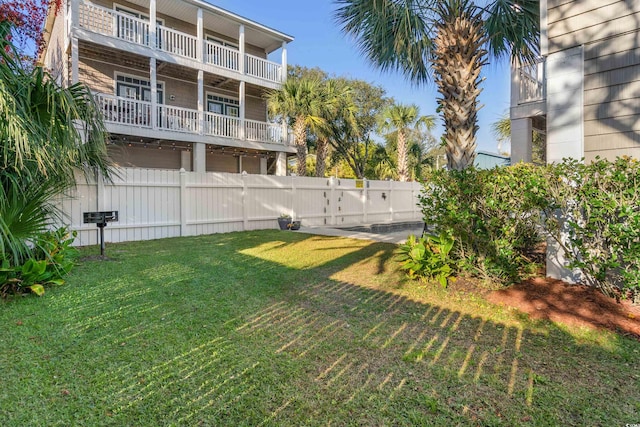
96;93;288;146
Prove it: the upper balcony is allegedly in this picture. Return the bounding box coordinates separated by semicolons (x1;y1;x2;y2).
72;0;292;88
511;57;546;119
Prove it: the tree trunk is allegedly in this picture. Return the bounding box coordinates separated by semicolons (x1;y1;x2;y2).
315;137;328;177
293;118;307;176
396;129;408;181
433;3;488;171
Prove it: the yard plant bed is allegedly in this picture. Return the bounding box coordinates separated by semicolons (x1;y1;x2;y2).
1;231;639;425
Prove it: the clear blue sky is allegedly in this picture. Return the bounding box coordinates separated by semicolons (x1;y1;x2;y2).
214;0;511;154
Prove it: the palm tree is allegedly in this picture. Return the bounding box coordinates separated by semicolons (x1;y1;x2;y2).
315;78;357;177
0;21;113;264
334;0;539;170
378;103;435;181
265;77;327;176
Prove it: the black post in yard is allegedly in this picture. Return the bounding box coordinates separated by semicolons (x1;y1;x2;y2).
83;211;118;257
98;222;106;256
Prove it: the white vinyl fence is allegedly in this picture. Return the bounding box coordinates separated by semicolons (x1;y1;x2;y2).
55;168;423;246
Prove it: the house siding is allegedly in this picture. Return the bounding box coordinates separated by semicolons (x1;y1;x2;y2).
547;0;640;161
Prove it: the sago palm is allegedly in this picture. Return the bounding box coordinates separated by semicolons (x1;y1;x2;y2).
0;21;113;265
379;103;435;181
334;0;539;170
265;77;327;176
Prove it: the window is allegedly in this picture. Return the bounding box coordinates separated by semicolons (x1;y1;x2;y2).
206;94;239;116
116;75;163;103
205;35;238;49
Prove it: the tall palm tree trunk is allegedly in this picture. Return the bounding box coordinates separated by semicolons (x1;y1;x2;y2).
433;2;488;171
315;137;329;177
293;118;307;176
396;129;409;181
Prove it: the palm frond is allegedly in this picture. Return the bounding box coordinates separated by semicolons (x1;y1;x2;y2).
334;0;436;85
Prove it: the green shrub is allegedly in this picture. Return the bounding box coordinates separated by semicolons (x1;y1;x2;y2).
419;163;549;283
0;227;78;298
416;158;640;302
545;157;640;303
397;232;455;287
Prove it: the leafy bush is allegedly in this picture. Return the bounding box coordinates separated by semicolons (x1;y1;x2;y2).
417;158;640;302
397;232;455;287
0;227;78;298
419;163;549;283
545;157;640;303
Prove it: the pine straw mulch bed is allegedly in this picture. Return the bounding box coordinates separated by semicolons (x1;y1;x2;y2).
486;277;640;340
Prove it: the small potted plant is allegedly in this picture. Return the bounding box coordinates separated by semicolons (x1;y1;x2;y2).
278;213;292;230
288;220;301;231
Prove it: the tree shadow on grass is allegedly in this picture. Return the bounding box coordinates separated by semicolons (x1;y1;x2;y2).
6;230;638;426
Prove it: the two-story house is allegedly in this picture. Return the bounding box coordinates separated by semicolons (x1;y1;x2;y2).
510;0;640;164
41;0;295;175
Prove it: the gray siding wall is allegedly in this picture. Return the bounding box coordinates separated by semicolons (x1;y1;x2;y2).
547;0;640;161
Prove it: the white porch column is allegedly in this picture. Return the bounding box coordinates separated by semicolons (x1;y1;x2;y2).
282;121;289;145
275;152;287;176
546;46;584;164
239;81;246;140
281;41;287;82
71;37;79;84
194;143;206;173
70;0;79;85
149;0;157;48
239;24;245;75
180;151;192;171
150;57;157;129
260;157;267;175
510;118;533;163
70;0;78;31
540;0;548;56
197;70;204;135
196;8;203;62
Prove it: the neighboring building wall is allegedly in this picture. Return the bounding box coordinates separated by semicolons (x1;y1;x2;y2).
474;152;510;169
87;0;267;58
241;156;261;174
108;145;183;169
206;153;239;173
547;0;640;161
79;56;268;119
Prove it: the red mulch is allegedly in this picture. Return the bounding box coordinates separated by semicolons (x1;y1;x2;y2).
487;277;640;340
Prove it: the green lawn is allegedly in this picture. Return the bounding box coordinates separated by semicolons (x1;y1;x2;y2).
1;231;639;426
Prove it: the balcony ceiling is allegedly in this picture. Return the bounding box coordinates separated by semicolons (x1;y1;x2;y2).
79;41;270;97
124;0;293;53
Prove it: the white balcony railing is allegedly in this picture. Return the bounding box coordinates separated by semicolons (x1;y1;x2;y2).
157;105;200;133
97;94;152;127
96;94;284;144
79;2;150;46
245;119;283;144
204;41;240;72
157;26;198;60
518;58;545;104
245;53;282;83
204;112;241;139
